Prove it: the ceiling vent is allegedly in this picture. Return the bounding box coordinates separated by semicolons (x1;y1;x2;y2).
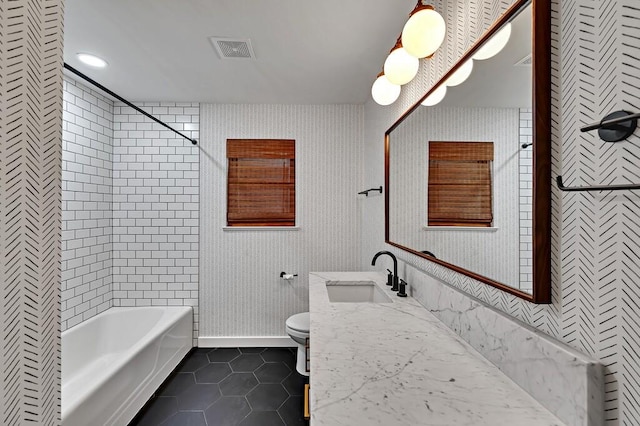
209;37;255;59
514;54;532;67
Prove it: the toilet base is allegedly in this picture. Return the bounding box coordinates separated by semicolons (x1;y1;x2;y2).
296;344;309;376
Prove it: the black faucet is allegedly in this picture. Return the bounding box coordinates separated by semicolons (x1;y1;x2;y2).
371;251;399;291
420;250;436;258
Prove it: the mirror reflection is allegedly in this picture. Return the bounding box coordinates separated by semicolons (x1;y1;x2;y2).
388;4;535;293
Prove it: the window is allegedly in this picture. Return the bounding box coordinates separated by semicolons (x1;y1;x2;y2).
427;141;494;227
226;139;295;227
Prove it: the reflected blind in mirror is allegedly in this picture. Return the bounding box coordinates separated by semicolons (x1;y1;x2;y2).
428;141;494;226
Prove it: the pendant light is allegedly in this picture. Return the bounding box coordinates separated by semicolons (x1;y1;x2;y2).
372;1;447;105
371;73;401;106
383;38;420;86
445;59;473;87
421;85;447;106
401;3;446;59
473;23;512;60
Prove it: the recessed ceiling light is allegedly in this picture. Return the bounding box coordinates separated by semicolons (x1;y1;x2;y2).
76;53;108;68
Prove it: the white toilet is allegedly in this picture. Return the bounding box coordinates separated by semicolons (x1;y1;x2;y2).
286;312;310;376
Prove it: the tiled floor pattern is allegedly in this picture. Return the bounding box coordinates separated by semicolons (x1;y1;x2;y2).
129;347;309;426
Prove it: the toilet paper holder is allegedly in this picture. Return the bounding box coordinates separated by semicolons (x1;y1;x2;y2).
280;271;298;280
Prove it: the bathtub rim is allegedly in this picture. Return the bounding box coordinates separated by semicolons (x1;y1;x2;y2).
61;306;193;423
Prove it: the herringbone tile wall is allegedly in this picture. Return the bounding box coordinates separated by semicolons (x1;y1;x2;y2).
363;1;640;424
559;1;640;423
0;0;64;424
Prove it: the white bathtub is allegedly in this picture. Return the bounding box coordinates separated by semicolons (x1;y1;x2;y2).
62;306;193;426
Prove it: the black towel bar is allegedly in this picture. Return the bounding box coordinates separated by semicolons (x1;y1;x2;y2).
556;176;640;192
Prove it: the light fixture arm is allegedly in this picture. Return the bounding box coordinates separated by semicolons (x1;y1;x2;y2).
390;36;403;53
408;1;435;17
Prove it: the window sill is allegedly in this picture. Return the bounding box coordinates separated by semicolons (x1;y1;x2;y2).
422;226;498;232
223;226;301;232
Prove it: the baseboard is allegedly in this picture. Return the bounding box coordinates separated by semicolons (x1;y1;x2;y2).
198;336;294;348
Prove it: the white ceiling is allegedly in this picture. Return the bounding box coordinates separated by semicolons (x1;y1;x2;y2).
63;0;417;104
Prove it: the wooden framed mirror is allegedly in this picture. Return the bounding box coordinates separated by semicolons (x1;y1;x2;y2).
385;0;551;303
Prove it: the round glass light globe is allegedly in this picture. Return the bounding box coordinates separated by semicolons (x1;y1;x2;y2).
384;48;420;85
76;53;108;68
371;75;401;106
401;8;446;58
445;59;473;87
421;85;447;107
473;23;512;61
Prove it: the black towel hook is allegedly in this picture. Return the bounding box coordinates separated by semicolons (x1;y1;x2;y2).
580;110;639;142
358;186;383;196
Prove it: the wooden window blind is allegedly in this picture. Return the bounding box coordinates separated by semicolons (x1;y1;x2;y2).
428;141;494;227
227;139;295;226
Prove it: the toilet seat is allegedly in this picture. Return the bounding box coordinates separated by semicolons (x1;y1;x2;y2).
286;312;310;333
286;328;308;341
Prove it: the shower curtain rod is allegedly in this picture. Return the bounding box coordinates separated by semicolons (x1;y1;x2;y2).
63;63;198;145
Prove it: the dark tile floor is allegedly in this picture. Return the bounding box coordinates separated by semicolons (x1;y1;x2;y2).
129;347;309;426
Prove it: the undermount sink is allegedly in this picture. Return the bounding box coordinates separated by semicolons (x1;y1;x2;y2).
325;281;393;303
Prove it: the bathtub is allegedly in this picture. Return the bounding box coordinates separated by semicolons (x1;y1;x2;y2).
62;306;193;426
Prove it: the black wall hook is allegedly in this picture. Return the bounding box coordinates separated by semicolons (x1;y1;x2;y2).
580;110;639;142
420;250;437;258
358;186;383;196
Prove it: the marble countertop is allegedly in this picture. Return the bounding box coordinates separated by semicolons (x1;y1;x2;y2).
308;271;566;426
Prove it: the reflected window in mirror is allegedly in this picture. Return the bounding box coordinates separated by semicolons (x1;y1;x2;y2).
427;141;494;227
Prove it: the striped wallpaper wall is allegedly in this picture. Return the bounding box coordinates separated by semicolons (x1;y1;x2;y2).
199;104;364;338
363;0;640;424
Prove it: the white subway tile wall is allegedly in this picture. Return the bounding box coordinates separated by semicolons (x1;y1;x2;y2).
519;108;533;291
111;102;200;342
61;81;201;341
61;77;114;331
